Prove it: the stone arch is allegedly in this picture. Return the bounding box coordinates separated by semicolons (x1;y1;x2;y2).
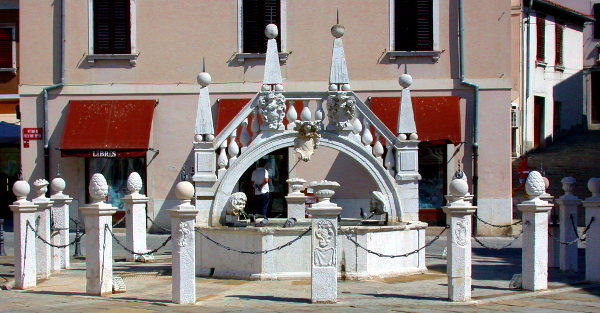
210;132;402;226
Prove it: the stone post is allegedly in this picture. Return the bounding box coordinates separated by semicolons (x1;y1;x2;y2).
517;171;553;291
540;192;558;268
583;178;600;281
307;180;342;304
442;172;476;302
555;177;581;272
122;172;151;262
32;179;53;279
168;181;199;304
50;176;73;271
9;180;38;290
79;173;116;296
285;178;307;220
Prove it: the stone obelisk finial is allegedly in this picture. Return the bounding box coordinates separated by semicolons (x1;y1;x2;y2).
262;24;283;91
328;14;350;92
194;57;214;142
397;73;418;140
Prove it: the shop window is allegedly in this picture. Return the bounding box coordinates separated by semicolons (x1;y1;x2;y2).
418;143;446;209
86;157;145;210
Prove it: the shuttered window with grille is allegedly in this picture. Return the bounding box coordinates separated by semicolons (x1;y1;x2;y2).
394;0;433;51
243;0;280;53
536;16;545;62
93;0;131;54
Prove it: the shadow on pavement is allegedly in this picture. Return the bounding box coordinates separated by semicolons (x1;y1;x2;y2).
227;295;310;303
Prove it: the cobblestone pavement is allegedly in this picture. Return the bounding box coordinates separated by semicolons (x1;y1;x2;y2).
0;231;598;312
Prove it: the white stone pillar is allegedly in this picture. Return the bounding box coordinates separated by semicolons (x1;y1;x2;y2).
540;193;558;268
285;178;307;220
50;176;72;271
32;179;53;280
517;171;553;291
583;178;600;282
442;173;476;302
307;180;342;304
80;174;117;296
9;180;38;290
555;177;580;272
168;181;199;305
122;172;150;262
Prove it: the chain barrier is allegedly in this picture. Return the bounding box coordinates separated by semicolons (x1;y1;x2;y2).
474;214;522;228
146;215;172;233
194;226;311;254
339;225;449;258
26;220;84;248
572;215;594;242
472;221;530;250
104;224;172;256
112;215;126;228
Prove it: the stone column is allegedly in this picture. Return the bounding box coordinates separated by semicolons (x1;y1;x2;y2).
517;171;553;291
122;172;151;262
9;180;38;290
50;176;73;271
168;181;199;305
583;178;600;282
80;173;117;296
285;178;307;220
555;177;581;272
540;193;558;268
32;179;54;279
442;173;476;302
307;180;342;304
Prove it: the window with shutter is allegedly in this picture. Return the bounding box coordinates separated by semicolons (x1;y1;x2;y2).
242;0;281;53
394;0;433;51
555;22;563;67
594;4;600;40
0;27;13;68
536;16;545;62
93;0;131;54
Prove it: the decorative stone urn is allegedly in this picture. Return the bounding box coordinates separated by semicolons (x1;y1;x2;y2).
33;179;49;199
309;180;340;205
588;177;600;200
287;178;306;195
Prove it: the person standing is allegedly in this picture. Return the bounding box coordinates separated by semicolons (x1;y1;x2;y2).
251;159;270;225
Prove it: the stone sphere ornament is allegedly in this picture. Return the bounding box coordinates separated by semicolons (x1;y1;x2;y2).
205;134;215;142
265;24;278;39
341;84;351;91
89;173;108;203
127;172;143;194
274;84;284;91
588;177;600;197
449;177;469;197
261;84;271;91
331;24;345;38
12;180;30;201
525;171;546;198
197;72;212;87
399;74;413;88
561;176;576;195
398;133;407;140
175;181;195;201
328;84;338;91
194;134;204;142
409;133;418;140
51;177;66;195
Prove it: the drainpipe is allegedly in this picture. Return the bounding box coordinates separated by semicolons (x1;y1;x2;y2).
522;0;533;155
458;0;479;205
41;0;65;180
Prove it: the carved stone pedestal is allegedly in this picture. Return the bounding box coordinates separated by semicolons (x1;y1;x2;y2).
50;188;72;271
123;180;150;262
10;180;38;290
32;190;53;280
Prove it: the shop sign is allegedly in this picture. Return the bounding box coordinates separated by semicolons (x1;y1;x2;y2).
23;128;43;140
92;150;117;157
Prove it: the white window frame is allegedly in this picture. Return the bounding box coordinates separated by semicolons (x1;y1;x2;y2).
87;0;138;66
387;0;441;62
0;24;16;72
236;0;289;64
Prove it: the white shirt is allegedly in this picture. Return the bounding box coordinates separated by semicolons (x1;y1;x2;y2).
251;167;269;195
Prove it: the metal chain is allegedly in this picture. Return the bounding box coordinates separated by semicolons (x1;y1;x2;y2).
194;227;311;254
472;221;529;250
146;215;172;233
112;215;126;228
571;215;594;242
474;214;522;228
105;224;172;256
26;220;84;248
338;225;449;258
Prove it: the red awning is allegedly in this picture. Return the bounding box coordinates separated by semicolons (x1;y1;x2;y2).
60;100;155;157
370;96;462;144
